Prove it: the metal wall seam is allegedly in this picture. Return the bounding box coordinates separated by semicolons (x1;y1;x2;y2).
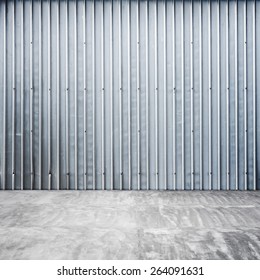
65;0;69;190
244;0;247;190
30;0;34;190
127;0;131;190
208;0;212;190
164;0;167;190
235;0;238;190
101;0;105;190
252;0;256;190
199;0;203;190
181;0;185;190
137;0;141;190
47;0;51;190
190;0;194;190
21;0;24;190
226;0;230;190
145;0;149;190
172;0;176;190
119;0;123;190
110;0;114;190
155;0;158;190
2;0;6;190
56;0;60;190
83;0;87;190
11;0;15;190
217;0;220;190
92;0;95;190
38;0;42;190
74;0;78;190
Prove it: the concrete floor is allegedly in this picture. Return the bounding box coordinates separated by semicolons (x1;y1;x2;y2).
0;191;260;259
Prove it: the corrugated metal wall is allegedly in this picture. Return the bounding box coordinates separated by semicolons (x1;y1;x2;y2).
0;0;259;190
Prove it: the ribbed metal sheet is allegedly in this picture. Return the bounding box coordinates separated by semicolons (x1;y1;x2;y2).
0;0;259;190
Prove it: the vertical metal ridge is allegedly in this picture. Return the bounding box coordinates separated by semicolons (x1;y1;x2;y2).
164;0;167;190
217;0;221;190
92;0;96;190
21;0;24;190
38;0;42;190
190;0;194;190
56;0;60;190
244;0;247;190
252;0;256;190
181;0;185;190
226;0;230;190
101;0;105;190
2;0;7;190
199;0;203;190
74;0;78;190
119;0;123;190
30;0;34;190
172;0;176;190
235;0;238;190
47;0;51;190
155;0;159;190
11;0;16;190
128;0;131;190
145;0;149;190
83;0;87;190
65;0;69;190
137;0;140;190
110;0;114;190
208;0;212;190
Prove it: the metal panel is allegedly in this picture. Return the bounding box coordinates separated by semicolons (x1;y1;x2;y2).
0;0;259;190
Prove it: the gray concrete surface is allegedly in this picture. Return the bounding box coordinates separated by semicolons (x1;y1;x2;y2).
0;191;260;259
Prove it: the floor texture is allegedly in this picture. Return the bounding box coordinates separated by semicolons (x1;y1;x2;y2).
0;191;260;260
